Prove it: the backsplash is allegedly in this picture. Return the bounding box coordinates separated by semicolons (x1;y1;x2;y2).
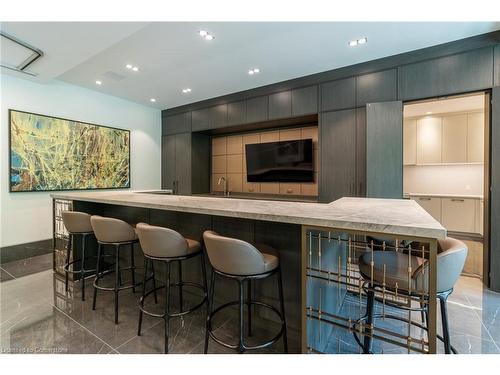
211;126;319;196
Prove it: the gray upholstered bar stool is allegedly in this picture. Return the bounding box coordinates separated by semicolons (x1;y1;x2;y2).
61;211;96;301
135;223;208;354
91;215;140;324
203;231;288;354
354;236;468;354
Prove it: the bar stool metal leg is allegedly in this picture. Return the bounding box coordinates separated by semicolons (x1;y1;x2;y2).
81;234;87;301
151;261;158;304
164;261;171;354
238;279;245;353
130;243;136;293
363;289;375;354
178;260;183;312
114;244;120;324
65;234;72;292
247;279;252;337
277;267;288;353
138;258;148;336
92;243;102;310
439;295;451;354
204;271;216;354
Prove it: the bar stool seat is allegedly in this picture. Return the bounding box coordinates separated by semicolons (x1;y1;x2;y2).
353;237;468;354
61;211;96;301
135;223;208;354
203;231;288;354
91;215;141;324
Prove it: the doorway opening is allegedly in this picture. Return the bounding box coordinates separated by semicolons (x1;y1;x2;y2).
403;92;489;280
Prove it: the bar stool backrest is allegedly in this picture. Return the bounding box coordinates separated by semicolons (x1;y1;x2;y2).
90;215;136;243
414;237;468;293
62;211;93;233
203;230;266;276
136;223;189;258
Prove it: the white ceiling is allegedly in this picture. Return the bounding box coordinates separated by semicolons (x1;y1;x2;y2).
1;22;500;110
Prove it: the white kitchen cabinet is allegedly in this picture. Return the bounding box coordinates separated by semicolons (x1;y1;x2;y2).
476;199;484;235
441;198;476;233
467;112;484;163
417;117;442;164
412;196;442;222
442;114;467;163
403;118;417;165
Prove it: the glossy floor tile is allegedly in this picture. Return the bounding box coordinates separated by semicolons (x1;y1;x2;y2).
1;254;499;354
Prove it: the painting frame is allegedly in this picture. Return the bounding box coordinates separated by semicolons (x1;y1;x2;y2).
8;109;131;193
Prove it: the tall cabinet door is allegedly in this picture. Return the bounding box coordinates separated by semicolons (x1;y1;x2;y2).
175;132;192;195
162;135;176;190
319;109;356;202
366;101;403;199
490;87;500;291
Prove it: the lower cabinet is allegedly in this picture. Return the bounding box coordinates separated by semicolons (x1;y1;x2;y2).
410;195;482;234
162;133;192;194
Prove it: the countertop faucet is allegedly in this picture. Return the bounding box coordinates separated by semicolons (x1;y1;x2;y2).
217;176;228;196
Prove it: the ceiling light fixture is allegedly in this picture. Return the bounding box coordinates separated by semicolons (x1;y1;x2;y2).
248;68;260;75
126;64;133;69
182;88;192;93
126;64;139;71
198;30;215;41
349;37;367;47
150;98;156;102
95;80;102;85
426;111;433;115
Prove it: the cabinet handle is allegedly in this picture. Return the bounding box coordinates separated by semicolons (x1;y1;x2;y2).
451;198;464;202
287;188;293;194
419;197;431;201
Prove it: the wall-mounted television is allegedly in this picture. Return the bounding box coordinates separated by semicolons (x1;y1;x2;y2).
245;138;313;183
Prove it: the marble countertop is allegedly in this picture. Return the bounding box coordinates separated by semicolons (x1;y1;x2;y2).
50;191;446;240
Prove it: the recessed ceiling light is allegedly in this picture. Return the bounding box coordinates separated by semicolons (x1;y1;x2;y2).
150;98;156;102
95;80;102;85
182;88;192;93
198;30;214;41
199;30;208;37
132;66;139;72
349;37;367;47
126;64;133;69
204;34;214;41
426;111;433;115
248;68;260;75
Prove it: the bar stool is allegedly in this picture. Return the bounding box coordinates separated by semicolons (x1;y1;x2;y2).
354;236;468;354
202;231;288;354
91;215;140;324
61;211;96;301
135;223;208;354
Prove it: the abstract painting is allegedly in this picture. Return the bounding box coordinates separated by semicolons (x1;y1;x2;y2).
9;110;130;192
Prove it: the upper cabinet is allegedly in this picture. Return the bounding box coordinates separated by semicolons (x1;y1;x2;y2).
269;91;292;120
162;112;191;135
494;44;500;87
442;114;467;163
246;96;269;123
192;104;227;131
356;69;397;107
399;48;494;101
291;85;318;116
321;77;355;112
468;112;485;163
416;116;442;164
403;118;417;165
227;100;246;126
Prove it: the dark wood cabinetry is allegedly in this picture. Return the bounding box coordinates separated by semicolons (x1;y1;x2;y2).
246;96;269;123
161;133;192;194
399;47;494;100
356;69;397;106
292;85;318;116
319;109;357;202
227;100;246;126
191;108;211;131
355;107;366;197
269;91;292;119
192;104;227;131
494;45;500;87
162;112;191;135
321;77;355;112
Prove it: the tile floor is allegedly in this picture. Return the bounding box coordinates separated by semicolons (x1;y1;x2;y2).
1;253;499;354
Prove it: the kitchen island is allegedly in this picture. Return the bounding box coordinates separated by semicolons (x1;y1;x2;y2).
50;191;445;353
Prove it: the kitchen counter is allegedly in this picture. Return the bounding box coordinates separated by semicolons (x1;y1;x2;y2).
405;192;483;199
51;191;446;240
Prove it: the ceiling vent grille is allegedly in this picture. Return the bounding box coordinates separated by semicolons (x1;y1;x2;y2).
0;31;43;76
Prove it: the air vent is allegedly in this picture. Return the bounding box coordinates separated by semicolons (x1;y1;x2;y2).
104;71;126;81
0;31;43;76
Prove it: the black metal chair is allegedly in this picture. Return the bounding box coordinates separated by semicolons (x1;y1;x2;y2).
353;237;468;354
90;215;141;324
202;230;288;354
135;223;208;354
61;211;96;301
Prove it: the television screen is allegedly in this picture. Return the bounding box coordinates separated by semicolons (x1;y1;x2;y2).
245;138;314;182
